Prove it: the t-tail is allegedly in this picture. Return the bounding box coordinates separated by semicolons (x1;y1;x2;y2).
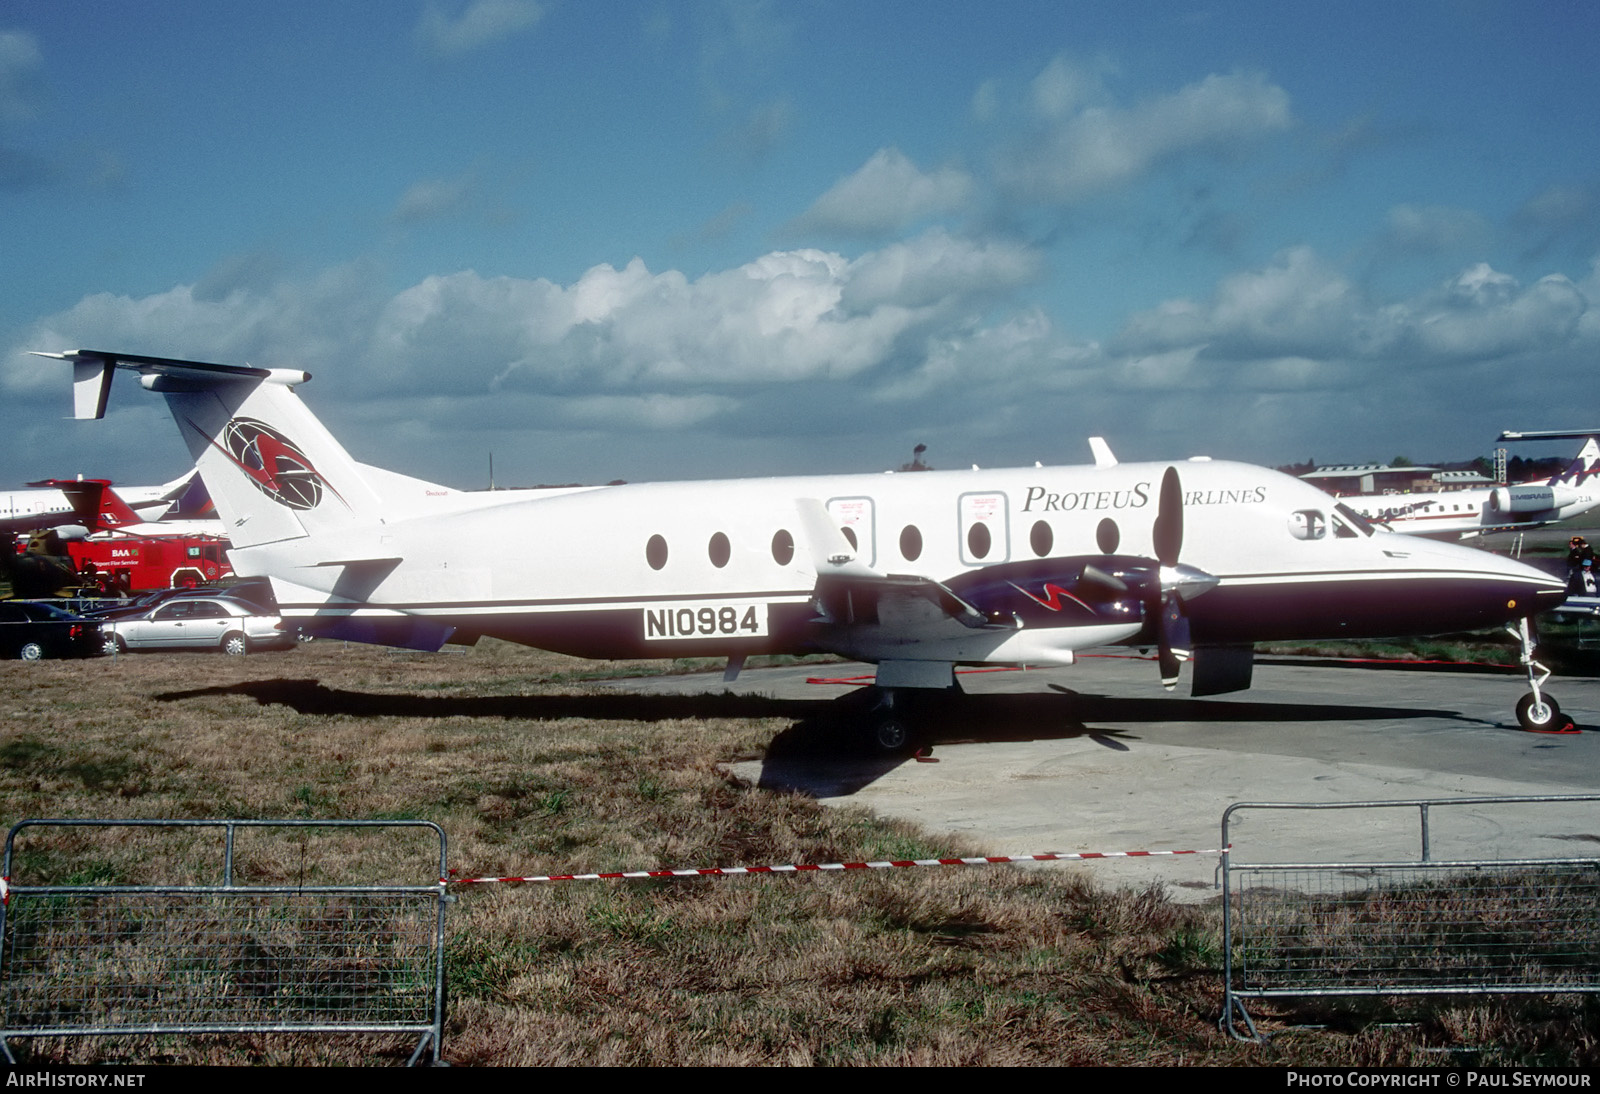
1550;437;1600;486
35;350;382;550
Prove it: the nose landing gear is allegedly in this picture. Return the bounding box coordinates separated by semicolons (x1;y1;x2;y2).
1510;618;1577;733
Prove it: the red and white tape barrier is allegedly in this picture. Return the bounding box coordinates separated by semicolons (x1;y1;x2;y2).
449;847;1223;885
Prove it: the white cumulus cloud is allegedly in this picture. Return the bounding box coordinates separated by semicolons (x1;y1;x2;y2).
789;148;976;238
998;67;1293;204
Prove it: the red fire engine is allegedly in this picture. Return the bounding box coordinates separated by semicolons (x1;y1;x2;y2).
65;535;233;594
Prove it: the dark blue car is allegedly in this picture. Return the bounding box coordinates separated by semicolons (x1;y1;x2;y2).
0;600;104;660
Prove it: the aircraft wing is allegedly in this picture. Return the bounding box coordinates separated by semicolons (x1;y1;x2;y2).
794;498;993;631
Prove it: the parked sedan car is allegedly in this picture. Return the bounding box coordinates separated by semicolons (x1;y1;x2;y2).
101;596;295;655
80;578;277;623
0;600;104;660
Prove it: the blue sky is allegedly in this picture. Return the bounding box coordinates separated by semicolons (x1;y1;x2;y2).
4;1;1599;489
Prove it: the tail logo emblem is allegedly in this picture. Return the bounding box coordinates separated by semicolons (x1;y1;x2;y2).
216;417;328;510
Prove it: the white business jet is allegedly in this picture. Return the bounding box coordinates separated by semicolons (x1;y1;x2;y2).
40;350;1572;742
1340;432;1600;539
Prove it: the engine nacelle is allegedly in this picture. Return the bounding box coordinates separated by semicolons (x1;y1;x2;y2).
1488;484;1557;517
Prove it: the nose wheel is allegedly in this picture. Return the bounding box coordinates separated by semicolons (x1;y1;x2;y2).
1515;691;1564;732
1509;618;1577;733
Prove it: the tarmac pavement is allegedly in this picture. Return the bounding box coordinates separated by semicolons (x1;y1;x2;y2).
596;653;1600;900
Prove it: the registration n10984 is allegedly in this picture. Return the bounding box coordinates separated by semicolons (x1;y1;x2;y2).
643;600;768;640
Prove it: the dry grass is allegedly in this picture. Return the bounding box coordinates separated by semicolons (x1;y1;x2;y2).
0;641;1594;1066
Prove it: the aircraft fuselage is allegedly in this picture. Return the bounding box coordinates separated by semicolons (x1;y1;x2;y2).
235;455;1562;661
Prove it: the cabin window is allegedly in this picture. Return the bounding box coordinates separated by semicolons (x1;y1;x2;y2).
1096;517;1120;554
841;526;859;550
967;522;992;560
899;524;923;562
1030;520;1053;557
771;529;794;566
1288;510;1326;541
958;491;1008;565
646;534;668;571
708;532;730;568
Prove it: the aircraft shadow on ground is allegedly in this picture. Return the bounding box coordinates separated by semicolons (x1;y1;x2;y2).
155;677;1474;798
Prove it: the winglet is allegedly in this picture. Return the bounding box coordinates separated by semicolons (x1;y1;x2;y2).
32;351;116;420
1089;437;1117;468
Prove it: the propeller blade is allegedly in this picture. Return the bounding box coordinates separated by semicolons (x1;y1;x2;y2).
1079;563;1129;597
1157;589;1192;690
1153;465;1183;568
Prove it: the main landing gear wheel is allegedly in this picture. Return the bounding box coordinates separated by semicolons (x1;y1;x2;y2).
873;716;911;754
865;687;929;757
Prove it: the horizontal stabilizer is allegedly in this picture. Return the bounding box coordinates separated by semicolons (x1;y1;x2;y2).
33;349;310;420
1498;429;1600;442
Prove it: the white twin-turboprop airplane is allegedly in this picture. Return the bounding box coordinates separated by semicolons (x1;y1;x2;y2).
41;349;1574;742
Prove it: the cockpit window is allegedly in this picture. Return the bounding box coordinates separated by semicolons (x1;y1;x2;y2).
1334;503;1377;536
1288;510;1326;541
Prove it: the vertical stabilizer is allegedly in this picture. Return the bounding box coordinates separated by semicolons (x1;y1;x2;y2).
1551;437;1600;485
38;350;381;550
39;478;139;531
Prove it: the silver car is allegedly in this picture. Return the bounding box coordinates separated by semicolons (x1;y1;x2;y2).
102;596;295;656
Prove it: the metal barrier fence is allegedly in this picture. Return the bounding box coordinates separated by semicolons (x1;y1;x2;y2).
0;819;450;1065
1220;795;1600;1041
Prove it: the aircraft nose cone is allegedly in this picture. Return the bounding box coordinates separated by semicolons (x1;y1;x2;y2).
1485;555;1568;619
1527;575;1572;615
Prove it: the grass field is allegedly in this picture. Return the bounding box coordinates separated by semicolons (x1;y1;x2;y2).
1;640;1595;1066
